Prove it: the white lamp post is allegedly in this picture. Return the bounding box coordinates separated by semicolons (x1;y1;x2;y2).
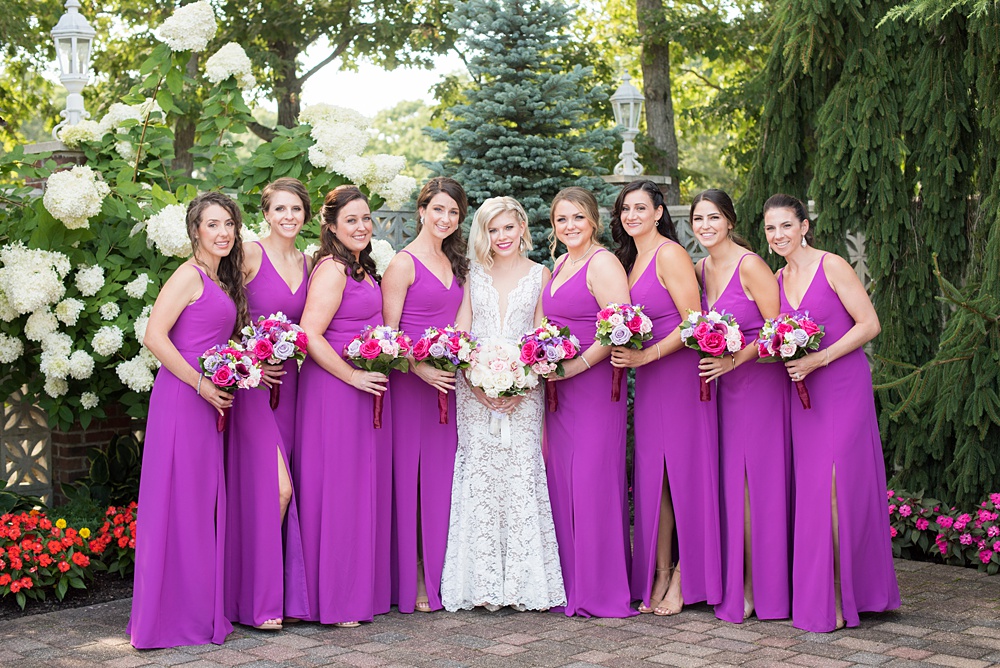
51;0;95;139
609;74;645;176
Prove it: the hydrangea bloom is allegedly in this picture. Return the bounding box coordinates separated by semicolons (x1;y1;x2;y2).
134;305;152;345
299;104;370;130
68;350;95;380
370;239;396;276
307;122;370;171
138;345;161;370
98;99;162;136
304;243;319;258
115;140;137;163
75;265;105;297
92;325;125;356
25;310;59;342
0;243;70;317
43;165;111;230
44;377;68;398
55;298;86;325
116;356;155;392
58;120;103;147
41;332;73;356
204;42;255;89
154;0;217;52
124;274;151;299
145;204;191;257
40;350;71;380
373;174;417;209
99;302;121;321
0;333;24;363
80;392;99;410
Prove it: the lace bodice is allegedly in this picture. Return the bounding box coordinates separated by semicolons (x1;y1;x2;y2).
469;261;544;342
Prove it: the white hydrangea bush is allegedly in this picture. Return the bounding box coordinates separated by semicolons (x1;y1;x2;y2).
154;0;217;53
204;42;256;89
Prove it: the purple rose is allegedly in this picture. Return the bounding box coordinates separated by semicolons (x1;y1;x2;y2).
610;324;632;346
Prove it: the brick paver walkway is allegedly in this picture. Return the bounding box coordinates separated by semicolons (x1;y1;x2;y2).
2;560;999;667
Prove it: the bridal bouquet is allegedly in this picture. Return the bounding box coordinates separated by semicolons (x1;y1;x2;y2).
679;310;746;401
519;318;580;412
198;342;263;431
467;338;538;443
595;303;653;401
412;325;479;424
757;313;825;409
240;311;308;410
344;325;412;428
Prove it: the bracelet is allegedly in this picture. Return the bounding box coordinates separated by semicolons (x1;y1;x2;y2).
730;353;736;370
655;343;662;360
196;375;203;395
824;349;831;367
581;355;592;370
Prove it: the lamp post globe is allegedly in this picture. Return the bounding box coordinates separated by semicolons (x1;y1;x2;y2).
609;74;645;176
51;0;96;138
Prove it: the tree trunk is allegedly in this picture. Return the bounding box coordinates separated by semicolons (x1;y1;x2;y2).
275;43;302;130
636;0;680;204
171;53;199;178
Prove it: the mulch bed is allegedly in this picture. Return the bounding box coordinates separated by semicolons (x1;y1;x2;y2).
0;572;133;622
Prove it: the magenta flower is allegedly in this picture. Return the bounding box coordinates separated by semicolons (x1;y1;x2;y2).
937;516;954;529
890;526;897;537
993;540;1000;552
888;504;897;514
960;533;973;545
979;549;993;564
916;518;929;530
887;489;894;499
955;520;968;531
899;504;912;517
990;492;1000;506
936;534;948;555
988;526;999;538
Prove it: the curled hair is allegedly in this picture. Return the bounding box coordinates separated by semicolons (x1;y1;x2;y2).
549;186;603;262
763;193;814;245
315;186;378;282
469;196;532;268
186;191;249;334
416;177;470;285
690;188;753;251
261;177;312;227
611;179;677;272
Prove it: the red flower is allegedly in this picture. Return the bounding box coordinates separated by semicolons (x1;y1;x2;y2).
9;581;20;593
71;552;90;567
57;561;70;573
0;574;10;586
38;554;52;567
118;536;129;549
359;339;382;360
253;338;274;361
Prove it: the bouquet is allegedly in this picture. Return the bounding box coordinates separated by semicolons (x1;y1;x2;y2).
519;318;581;412
595;303;653;401
678;310;746;401
412;325;479;424
198;342;264;431
240;311;308;410
343;325;412;428
757;313;825;409
467;338;538;444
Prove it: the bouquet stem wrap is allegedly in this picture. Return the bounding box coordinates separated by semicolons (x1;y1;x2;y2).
438;389;448;424
612;366;624;402
217;406;229;432
269;384;281;410
373;390;385;429
700;376;711;402
794;379;811;409
489;410;512;449
546;379;558;412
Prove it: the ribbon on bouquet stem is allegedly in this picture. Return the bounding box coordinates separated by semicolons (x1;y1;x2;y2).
489;410;512;450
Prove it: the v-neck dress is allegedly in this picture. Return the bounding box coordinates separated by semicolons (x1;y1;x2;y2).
293;258;393;624
542;249;635;618
388;250;464;613
779;255;900;632
224;242;310;627
629;241;722;609
702;253;791;624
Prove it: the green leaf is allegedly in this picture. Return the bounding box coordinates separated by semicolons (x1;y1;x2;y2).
274;142;302;160
56;576;68;600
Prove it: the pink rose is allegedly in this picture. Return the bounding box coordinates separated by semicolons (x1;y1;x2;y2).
396;335;412;356
253;338;274;361
446;336;461;353
262;319;278;330
520;340;539;365
561;339;578;358
692;321;712;340
627;315;643;333
800;318;820;335
598;307;614;321
412;338;431;361
775;322;793;336
295;331;308;351
360;339;382;360
700;331;726;356
211;366;235;387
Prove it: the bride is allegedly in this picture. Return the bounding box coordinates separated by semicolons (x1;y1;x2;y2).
440;196;566;612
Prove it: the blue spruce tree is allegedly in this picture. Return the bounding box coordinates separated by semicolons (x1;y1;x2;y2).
426;0;618;262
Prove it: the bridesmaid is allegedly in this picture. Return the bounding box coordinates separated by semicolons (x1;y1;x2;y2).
609;180;721;616
224;178;312;630
382;177;468;614
542;186;635;618
294;185;392;627
764;193;900;632
690;189;791;624
128;192;246;648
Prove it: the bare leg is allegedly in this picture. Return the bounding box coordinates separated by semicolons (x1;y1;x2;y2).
832;466;845;629
743;477;754;619
654;466;683;616
277;446;292;523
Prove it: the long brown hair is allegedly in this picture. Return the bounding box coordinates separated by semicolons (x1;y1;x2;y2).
690;188;753;251
415;177;470;285
186;191;249;333
611;180;677;273
315;185;378;282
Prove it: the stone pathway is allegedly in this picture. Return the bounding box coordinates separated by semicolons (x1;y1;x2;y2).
1;560;999;667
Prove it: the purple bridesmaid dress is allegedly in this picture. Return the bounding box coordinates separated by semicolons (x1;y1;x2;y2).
224;242;310;626
542;249;635;618
389;251;463;613
703;254;791;624
629;241;722;609
127;266;235;649
293;259;393;624
779;254;900;632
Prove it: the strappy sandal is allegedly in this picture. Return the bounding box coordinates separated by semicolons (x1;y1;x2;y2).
254;618;282;631
639;567;671;614
333;621;361;628
654;566;683;616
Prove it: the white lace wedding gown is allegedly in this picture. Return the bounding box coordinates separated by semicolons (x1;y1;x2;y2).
440;261;566;611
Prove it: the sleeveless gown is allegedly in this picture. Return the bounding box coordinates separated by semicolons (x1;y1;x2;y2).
629;241;722;609
441;262;565;611
293;259;393;624
389;251;463;613
702;254;791;624
224;242;310;626
542;250;635;618
779;255;900;632
127;266;235;649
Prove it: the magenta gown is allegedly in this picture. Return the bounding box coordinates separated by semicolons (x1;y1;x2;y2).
389;251;463;613
542;250;635;618
127;266;235;649
702;254;791;624
224;243;310;626
630;241;722;609
780;254;900;632
293;259;392;624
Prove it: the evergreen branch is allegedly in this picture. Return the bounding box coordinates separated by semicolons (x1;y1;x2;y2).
931;252;999;321
132;75;163;183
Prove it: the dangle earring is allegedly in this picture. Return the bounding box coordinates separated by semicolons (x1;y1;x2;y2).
800;237;807;248
768;245;773;256
519;237;526;251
